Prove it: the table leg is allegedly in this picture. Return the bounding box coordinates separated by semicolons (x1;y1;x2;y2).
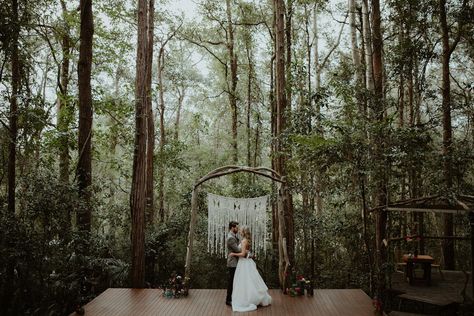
427;264;431;286
406;262;414;285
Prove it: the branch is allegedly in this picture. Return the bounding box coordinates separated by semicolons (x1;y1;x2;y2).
0;118;11;133
449;0;469;56
319;11;349;71
181;35;227;67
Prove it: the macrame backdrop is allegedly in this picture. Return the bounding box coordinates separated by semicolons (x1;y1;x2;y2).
207;193;269;258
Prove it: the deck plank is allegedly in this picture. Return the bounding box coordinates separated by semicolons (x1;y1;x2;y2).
71;288;376;315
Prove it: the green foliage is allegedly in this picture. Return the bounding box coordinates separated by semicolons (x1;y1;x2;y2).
0;169;130;315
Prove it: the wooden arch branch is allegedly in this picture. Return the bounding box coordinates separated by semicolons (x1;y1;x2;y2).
184;165;288;287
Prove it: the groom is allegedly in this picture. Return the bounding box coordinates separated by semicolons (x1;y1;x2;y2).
226;221;240;306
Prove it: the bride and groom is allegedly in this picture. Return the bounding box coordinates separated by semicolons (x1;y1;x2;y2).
225;221;272;312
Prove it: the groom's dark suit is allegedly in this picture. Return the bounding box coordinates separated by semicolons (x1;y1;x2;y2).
226;231;240;304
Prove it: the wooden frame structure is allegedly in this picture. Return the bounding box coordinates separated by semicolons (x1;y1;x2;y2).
184;165;291;289
371;194;474;298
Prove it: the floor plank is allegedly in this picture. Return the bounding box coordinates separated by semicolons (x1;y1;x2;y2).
71;288;376;316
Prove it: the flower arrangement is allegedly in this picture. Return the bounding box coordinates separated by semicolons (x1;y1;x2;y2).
285;271;313;297
162;272;188;298
404;234;422;257
372;296;383;316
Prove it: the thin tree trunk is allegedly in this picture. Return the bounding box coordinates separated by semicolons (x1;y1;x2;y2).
254;112;261;167
4;0;20;310
362;0;374;92
300;4;311;211
440;0;454;270
77;0;94;233
174;87;184;141
350;0;363;92
286;0;293;111
270;53;279;256
157;47;166;222
408;56;414;127
371;0;387;296
130;0;149;288
8;0;19;217
275;0;294;276
397;25;405;127
58;0;71;184
145;0;155;225
246;38;253;168
313;5;323;214
226;0;238;164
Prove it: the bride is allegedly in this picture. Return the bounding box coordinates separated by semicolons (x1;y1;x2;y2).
229;226;272;312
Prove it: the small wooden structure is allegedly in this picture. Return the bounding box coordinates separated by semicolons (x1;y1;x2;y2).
70;288;378;316
184;166;291;289
402;255;434;285
371;194;474;299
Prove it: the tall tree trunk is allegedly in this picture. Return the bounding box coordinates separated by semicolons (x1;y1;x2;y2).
440;0;454;270
408;56;414;127
286;0;293;111
4;0;20;310
245;36;253;168
313;5;323;214
362;0;374;92
77;0;94;233
174;87;185;141
8;0;19;218
226;0;238;164
371;0;387;296
130;0;149;288
157;47;166;222
350;0;363;92
145;0;155;225
301;4;311;211
397;25;405;128
274;0;294;278
270;53;279;255
254;112;261;167
58;0;71;184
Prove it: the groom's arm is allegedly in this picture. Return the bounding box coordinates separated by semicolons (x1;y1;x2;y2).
230;239;249;257
227;236;240;253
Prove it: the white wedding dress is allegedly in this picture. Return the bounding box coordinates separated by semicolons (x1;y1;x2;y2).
231;246;272;312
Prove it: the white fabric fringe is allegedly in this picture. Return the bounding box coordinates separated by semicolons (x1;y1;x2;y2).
207;193;269;258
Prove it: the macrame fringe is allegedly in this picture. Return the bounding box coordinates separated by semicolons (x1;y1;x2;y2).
207;193;269;258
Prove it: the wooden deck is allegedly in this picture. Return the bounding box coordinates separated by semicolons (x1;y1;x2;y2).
71;288;377;315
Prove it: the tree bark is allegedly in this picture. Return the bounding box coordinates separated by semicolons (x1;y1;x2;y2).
157;46;166;223
440;0;454;270
58;0;71;184
246;38;253;168
77;0;94;233
274;0;294;273
397;24;405;127
312;5;323;214
174;87;185;141
4;0;20;309
130;0;149;288
350;0;363;92
286;0;293;111
226;0;238;164
145;0;155;225
371;0;388;296
362;0;374;92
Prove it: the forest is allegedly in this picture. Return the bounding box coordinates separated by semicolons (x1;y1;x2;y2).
0;0;473;315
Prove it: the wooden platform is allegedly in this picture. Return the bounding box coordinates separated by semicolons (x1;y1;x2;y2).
391;269;472;305
71;288;377;315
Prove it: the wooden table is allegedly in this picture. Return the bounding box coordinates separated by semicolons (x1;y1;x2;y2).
402;254;434;285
